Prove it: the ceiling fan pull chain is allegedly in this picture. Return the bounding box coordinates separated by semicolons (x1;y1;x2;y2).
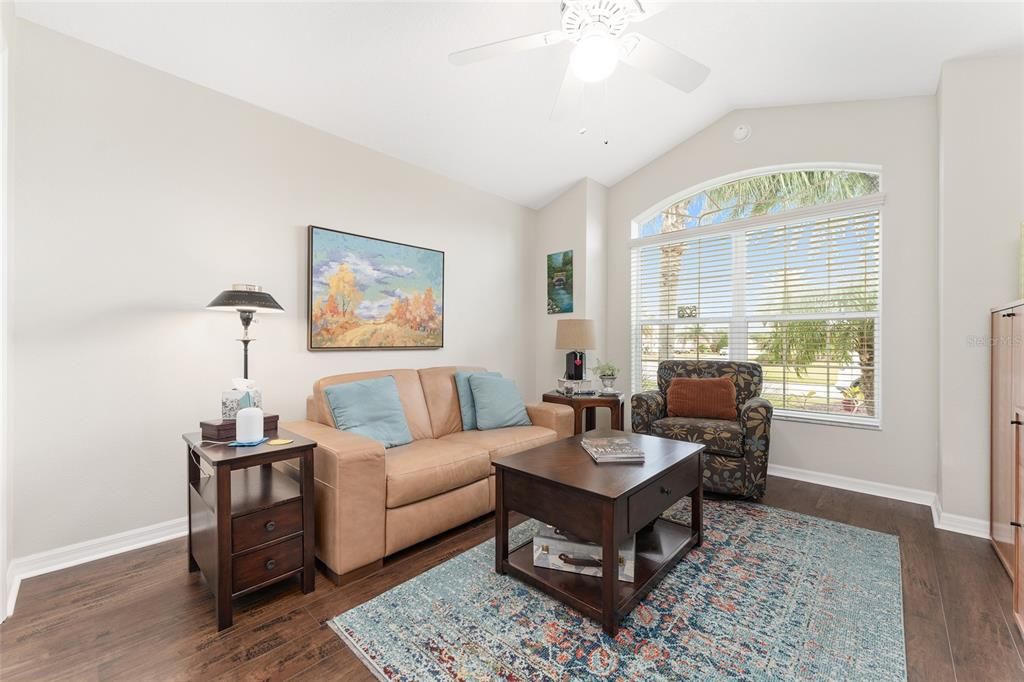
603;79;610;145
579;81;588;135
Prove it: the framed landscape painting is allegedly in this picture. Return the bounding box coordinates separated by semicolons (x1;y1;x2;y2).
546;249;573;314
308;226;444;350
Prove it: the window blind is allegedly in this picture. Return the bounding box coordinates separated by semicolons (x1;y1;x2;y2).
631;206;881;425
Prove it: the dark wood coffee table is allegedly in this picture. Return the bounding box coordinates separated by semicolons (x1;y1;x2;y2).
493;430;704;636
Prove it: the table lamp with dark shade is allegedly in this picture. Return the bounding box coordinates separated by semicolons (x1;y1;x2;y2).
555;318;596;381
207;284;283;379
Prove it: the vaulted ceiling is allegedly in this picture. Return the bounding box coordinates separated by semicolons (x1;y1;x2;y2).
17;2;1024;208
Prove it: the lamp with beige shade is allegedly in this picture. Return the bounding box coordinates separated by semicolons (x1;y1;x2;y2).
555;318;596;381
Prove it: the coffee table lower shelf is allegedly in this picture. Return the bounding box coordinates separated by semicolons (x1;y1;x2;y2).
502;517;697;627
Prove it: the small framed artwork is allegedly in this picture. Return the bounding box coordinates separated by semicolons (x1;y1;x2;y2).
308;226;444;350
547;250;574;314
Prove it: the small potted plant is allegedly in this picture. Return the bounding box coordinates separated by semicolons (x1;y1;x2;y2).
592;359;619;392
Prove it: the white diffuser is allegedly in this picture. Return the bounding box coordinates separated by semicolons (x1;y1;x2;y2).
236;406;264;444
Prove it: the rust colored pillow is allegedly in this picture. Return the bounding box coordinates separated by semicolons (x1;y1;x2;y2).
666;377;738;421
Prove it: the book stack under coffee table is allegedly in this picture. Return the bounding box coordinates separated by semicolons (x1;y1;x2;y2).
493;429;704;636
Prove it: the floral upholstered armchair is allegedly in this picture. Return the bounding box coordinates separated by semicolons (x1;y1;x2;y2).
631;360;773;499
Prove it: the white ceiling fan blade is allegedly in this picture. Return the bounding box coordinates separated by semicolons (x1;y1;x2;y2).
630;1;668;22
619;33;710;93
449;31;566;66
550;64;584;121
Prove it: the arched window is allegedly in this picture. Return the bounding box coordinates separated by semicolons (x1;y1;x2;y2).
630;166;883;426
635;168;880;237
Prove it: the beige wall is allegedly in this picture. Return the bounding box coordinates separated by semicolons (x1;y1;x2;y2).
606;97;940;494
0;0;10;619
8;20;536;558
533;180;588;394
938;55;1024;521
585;179;608;382
532;178;608;396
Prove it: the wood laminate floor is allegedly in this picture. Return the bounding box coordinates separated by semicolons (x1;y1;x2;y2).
1;476;1022;681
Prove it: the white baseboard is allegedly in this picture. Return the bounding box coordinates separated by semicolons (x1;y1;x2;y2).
4;563;15;623
767;463;989;539
930;497;990;539
5;516;186;619
767;463;938;507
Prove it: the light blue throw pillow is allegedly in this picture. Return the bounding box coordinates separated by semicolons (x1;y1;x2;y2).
455;370;501;430
324;376;413;448
468;374;532;430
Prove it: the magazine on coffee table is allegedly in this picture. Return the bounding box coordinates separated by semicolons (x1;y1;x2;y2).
580;437;645;464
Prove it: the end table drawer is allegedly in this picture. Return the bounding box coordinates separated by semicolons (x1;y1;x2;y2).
233;536;303;593
627;459;698;535
233;500;302;553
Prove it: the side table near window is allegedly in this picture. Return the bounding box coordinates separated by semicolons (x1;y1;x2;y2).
183;429;317;630
542;391;625;435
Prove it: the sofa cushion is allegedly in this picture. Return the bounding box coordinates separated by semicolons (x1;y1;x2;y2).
324;376;413;448
455;370;501;430
313;369;433;440
441;425;558;465
469;375;531;430
385;439;490;508
651;417;743;457
419;366;485;437
667;377;738;420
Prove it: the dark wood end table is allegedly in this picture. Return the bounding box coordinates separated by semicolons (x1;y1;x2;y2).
493;430;703;636
542;391;625;434
183;429;317;630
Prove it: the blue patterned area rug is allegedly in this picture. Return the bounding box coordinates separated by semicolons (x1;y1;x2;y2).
329;499;906;681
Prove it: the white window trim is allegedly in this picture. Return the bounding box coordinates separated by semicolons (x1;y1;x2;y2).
629;171;885;430
774;410;882;430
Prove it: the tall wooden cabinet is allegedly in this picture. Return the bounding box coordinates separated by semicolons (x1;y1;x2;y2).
990;300;1024;636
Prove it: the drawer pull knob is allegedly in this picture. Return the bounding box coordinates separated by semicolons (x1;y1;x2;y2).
265;559;277;571
660;486;672;495
264;520;276;532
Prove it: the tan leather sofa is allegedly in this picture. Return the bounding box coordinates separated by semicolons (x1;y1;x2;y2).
280;366;574;583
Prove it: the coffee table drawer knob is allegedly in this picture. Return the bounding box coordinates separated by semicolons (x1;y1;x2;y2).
660;486;672;495
265;559;277;571
264;520;276;532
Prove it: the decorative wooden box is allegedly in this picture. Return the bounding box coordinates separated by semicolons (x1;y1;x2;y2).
532;524;636;582
200;414;279;441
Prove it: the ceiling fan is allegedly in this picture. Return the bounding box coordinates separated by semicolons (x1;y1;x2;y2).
448;0;710;120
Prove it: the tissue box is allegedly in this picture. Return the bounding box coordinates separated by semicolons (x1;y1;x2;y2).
221;389;262;419
532;524;635;583
200;414;279;441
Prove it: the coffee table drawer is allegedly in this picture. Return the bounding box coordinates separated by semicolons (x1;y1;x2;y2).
233;536;303;593
627;458;698;535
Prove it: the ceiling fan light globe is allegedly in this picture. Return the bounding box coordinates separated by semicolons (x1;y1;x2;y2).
570;34;619;83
